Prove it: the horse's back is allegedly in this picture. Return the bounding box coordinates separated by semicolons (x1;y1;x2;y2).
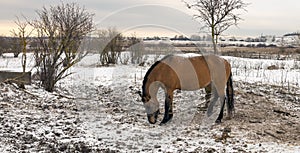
159;54;211;90
151;54;231;91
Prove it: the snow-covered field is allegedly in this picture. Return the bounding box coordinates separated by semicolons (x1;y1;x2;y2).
0;53;299;152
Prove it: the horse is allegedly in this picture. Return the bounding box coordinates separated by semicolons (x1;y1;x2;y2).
140;54;234;125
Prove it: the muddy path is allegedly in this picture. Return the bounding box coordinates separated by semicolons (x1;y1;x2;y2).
225;82;300;145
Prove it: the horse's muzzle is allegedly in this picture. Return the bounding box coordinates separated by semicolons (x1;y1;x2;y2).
147;110;159;124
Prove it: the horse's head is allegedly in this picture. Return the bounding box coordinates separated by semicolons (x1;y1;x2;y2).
143;97;160;124
139;92;160;124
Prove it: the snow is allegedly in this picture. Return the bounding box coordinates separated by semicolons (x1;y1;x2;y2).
1;52;300;152
224;56;300;87
174;53;202;58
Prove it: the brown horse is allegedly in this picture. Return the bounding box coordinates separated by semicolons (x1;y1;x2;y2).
140;54;234;124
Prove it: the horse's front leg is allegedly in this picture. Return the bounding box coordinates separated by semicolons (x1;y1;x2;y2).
160;91;173;124
216;95;226;123
207;86;219;117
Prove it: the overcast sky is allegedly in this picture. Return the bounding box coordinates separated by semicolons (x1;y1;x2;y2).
0;0;299;37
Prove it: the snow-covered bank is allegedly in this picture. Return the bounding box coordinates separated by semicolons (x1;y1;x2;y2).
1;53;299;152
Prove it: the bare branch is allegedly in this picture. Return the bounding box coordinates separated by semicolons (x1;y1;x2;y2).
11;15;34;88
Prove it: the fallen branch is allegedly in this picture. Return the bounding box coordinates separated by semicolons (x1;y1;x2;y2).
273;109;291;116
264;130;280;139
52;93;76;100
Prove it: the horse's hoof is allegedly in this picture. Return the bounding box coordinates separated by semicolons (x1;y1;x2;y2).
215;120;222;124
160;118;170;124
160;118;168;125
159;122;166;126
160;120;168;125
168;114;173;120
160;115;173;125
225;116;232;120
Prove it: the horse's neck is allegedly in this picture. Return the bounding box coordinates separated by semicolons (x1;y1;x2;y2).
144;78;161;98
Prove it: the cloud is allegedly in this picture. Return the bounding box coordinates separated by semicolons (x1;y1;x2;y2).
95;4;200;36
1;0;300;36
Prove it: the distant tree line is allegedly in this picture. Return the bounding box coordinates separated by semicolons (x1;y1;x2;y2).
283;32;300;37
142;34;272;43
0;36;44;57
0;36;22;57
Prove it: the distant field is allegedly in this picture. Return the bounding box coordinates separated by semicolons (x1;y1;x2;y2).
174;46;300;60
220;47;300;60
220;46;300;54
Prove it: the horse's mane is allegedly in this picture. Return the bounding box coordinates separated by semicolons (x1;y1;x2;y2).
142;54;174;96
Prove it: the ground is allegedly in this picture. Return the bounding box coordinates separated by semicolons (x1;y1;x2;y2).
0;53;299;152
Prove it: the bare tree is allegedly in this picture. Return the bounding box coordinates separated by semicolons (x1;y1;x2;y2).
184;0;248;53
11;16;34;88
30;2;94;92
12;17;33;71
130;42;145;65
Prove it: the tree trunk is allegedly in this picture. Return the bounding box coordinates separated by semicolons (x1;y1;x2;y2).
211;26;217;54
42;65;56;92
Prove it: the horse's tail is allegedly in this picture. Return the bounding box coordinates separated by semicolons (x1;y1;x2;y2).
226;72;234;114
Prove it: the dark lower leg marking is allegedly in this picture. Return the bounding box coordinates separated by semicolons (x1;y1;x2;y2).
216;97;226;123
161;95;173;124
204;85;212;108
226;73;234;118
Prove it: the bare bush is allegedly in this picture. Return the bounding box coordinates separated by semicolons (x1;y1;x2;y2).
128;38;146;65
31;2;94;92
97;28;123;66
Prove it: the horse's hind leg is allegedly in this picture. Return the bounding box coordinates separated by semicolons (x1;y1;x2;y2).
160;90;174;124
207;84;219;117
226;73;234;119
204;84;212;108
